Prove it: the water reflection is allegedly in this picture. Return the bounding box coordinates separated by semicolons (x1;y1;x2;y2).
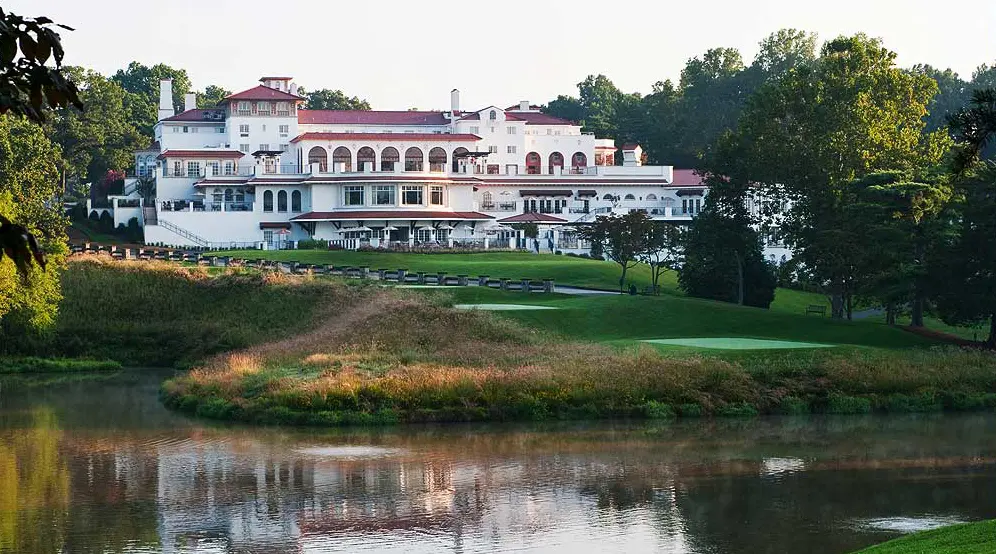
0;372;994;553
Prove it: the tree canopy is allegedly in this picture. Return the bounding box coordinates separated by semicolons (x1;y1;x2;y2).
302;88;370;111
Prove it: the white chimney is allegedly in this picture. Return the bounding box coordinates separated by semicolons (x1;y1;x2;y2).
290;83;298;96
158;79;174;121
519;100;529;112
451;88;460;113
184;93;196;112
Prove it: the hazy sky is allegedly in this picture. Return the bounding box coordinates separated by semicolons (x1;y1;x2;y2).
11;0;996;110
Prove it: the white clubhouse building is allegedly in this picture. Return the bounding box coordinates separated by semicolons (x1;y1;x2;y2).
118;76;788;261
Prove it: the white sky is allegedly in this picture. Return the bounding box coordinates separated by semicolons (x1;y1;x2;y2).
12;0;996;110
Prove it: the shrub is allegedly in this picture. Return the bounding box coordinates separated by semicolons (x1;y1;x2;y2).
774;396;810;415
677;403;703;417
297;239;329;250
826;394;872;414
716;402;759;417
883;392;942;413
98;211;114;232
643;400;676;419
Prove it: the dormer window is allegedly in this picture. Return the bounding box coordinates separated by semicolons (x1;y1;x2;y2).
237;101;251;116
276;102;289;116
489;110;497;120
257;102;270;115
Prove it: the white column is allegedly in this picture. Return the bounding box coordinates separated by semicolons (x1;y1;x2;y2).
374;149;382;172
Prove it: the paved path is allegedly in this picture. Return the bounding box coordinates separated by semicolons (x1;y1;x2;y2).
555;286;620;296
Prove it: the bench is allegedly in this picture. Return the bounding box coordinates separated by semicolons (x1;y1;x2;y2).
805;305;827;317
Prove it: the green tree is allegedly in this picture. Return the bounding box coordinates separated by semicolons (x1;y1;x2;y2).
579;211;652;291
196;84;230;108
678;208;776;308
640;221;681;295
542;94;585;124
909;65;971;133
724;34;948;318
0;8;81;122
934;88;996;345
301;88;370;110
47;67;144;192
111;61;191;136
749;28;817;82
848;171;952;326
0;114;68;328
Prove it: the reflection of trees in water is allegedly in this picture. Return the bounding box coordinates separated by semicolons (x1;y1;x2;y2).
0;408;69;553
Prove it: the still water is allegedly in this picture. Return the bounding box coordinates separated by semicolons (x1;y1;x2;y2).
0;371;994;554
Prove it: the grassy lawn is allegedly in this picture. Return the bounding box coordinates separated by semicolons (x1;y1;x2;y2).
424;287;931;349
852;520;996;553
215;248;832;314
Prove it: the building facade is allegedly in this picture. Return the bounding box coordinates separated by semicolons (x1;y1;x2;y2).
126;76;783;258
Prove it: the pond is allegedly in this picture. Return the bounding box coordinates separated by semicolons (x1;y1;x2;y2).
0;371;993;553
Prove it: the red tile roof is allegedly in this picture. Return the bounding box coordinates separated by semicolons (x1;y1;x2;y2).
161;109;226;122
621;143;641;150
157;150;245;160
290;132;481;144
221;85;303;103
671;169;707;186
505;104;542;111
298;110;449;126
291;210;493;221
498;213;568;223
305;175;480;184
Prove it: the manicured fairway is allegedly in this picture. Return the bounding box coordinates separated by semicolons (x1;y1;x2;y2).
641;337;835;350
851;520;996;553
453;303;560;311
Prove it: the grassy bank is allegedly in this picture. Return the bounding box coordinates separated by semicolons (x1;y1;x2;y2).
852;520;996;553
160;275;996;425
1;255;341;367
0;357;121;373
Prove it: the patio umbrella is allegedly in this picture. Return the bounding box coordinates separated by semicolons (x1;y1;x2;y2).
382;225;399;231
417;225;435;230
350;226;372;232
436;224;455;230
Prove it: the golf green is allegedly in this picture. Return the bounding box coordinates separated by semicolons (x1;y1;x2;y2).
642;338;835;350
454;304;560;311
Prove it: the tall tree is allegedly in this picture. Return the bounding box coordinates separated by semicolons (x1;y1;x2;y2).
111;62;191;136
0;7;79;281
301;88;370;111
935;88;996;345
542;94;585;124
577;74;624;139
0;115;68;329
910;65;971;133
196;84;231;108
749;29;817;82
724;34;948;318
640;221;681;295
47;67;144;193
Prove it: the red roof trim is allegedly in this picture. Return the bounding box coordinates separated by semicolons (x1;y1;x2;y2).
290;132;481;144
291;210;493;221
157;150;245;160
161;109;226;122
260;222;292;229
498;213;568;223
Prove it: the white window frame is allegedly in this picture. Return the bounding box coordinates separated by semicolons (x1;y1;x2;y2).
278;124;289;136
373;185;395;206
506;145;517;154
237;101;251;116
401;185;423;206
239;143;250;153
259;144;269;152
488;145;498;154
239;124;249;136
224;161;234;175
507;126;516;135
343;185;365;206
256;101;270;115
186;161;201;177
429;185;444;206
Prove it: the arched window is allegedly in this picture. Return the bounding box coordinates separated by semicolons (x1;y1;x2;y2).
489;110;497;120
571;152;587;172
332;147;352;172
428;147;447;172
356;147;375;171
308;146;327;172
381;147;399;171
482;191;494;210
224;188;234;202
291;190;302;212
624;194;635;200
404;147;423;172
646;194;657;201
277;190;287;212
602;194;614;201
263;190;274;212
525;152;541;175
548;152;564;175
452;147;469;173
